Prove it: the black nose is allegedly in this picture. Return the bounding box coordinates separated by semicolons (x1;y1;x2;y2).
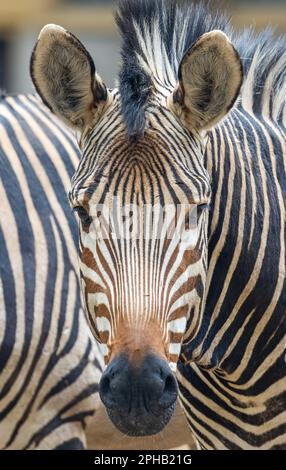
99;353;178;436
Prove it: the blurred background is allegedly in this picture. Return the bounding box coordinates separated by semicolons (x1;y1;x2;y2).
0;0;285;94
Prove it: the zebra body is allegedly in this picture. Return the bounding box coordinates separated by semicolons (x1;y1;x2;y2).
29;0;286;449
179;81;286;448
0;94;103;449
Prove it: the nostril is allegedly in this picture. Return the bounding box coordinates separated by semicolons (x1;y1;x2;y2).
159;373;178;408
101;376;110;394
164;374;176;394
99;375;115;408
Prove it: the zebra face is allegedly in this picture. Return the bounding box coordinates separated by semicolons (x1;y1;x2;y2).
72;111;211;436
72;110;211;368
31;20;242;436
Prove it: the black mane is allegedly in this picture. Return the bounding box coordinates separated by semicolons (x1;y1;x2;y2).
116;0;286;136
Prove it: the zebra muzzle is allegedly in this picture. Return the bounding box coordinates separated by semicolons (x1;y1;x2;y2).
99;353;178;436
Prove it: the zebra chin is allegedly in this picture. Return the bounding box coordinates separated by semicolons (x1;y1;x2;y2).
99;353;178;436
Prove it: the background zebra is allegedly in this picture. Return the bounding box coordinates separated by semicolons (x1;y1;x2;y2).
0;93;105;449
30;0;286;449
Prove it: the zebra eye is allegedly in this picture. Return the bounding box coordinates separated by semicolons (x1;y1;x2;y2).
73;206;92;227
197;203;209;217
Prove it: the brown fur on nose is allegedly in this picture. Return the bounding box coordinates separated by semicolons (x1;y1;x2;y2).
109;321;167;367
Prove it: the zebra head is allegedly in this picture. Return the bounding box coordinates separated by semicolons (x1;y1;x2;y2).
30;0;242;437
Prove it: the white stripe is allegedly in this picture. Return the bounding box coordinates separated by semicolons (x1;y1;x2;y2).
169;343;181;356
96;316;111;334
168;317;187;334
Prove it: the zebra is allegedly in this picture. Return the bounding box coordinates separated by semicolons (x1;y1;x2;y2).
0;92;104;449
29;0;286;449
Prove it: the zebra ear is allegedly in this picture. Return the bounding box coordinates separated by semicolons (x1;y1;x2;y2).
30;24;108;130
170;30;242;131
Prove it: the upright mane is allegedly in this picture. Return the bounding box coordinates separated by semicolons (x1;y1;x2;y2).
116;0;286;136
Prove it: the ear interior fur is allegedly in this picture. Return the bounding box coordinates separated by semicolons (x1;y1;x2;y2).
171;30;243;131
30;24;107;129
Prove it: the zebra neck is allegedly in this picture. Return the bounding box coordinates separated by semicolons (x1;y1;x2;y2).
181;107;286;378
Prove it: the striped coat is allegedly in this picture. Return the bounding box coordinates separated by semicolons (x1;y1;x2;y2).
178;29;286;448
0;94;104;449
